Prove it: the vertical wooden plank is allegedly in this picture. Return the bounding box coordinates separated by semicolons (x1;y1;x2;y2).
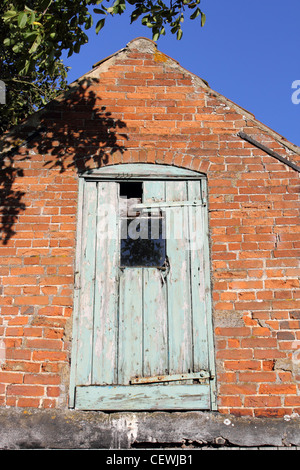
187;181;209;372
201;178;217;409
92;182;119;385
69;178;84;407
118;268;143;384
75;181;97;385
143;181;168;377
165;181;193;375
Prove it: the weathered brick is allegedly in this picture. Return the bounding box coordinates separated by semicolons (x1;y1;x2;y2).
7;384;44;397
0;37;299;417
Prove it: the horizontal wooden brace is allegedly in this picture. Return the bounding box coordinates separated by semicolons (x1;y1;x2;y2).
75;384;211;410
133;200;205;211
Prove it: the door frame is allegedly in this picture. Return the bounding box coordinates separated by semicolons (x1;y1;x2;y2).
69;164;217;410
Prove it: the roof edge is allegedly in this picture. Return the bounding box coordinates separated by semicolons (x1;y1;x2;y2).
92;37;156;69
1;37;300;161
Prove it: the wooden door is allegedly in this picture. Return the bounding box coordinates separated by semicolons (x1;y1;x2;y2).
70;169;215;410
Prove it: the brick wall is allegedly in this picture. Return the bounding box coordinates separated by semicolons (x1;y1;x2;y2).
0;38;299;416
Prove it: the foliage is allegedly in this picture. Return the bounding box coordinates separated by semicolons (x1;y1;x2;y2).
0;1;69;133
0;0;205;132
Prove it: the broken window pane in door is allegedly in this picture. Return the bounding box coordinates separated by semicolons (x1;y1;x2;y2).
121;216;166;267
119;182;166;267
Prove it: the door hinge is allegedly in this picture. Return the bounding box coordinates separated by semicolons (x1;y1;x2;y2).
130;371;213;385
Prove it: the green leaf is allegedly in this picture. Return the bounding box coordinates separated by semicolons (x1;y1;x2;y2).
12;43;22;53
177;29;183;40
18;12;28;28
95;18;105;33
48;49;55;62
201;11;206;26
3;10;18;21
130;7;143;23
152;31;160;41
190;7;200;20
29;11;36;25
84;14;94;29
24;6;35;13
29;34;42;54
118;1;126;13
141;15;149;25
19;60;31;76
24;32;38;42
73;42;81;53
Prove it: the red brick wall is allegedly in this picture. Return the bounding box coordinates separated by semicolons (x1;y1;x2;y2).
0;38;299;416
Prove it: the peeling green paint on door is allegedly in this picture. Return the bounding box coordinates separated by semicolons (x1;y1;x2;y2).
69;165;216;411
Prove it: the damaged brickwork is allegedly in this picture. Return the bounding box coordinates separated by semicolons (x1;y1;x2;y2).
0;38;299;424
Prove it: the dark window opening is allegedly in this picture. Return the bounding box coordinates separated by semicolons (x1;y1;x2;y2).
119;182;166;268
120;182;143;200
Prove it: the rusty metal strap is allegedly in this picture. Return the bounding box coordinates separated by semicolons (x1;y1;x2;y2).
130;371;211;385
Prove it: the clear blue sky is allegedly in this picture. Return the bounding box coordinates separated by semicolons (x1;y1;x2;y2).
62;0;300;147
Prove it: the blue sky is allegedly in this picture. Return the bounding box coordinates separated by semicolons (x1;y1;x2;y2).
62;0;300;147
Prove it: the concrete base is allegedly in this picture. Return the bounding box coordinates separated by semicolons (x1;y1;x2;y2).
0;409;300;449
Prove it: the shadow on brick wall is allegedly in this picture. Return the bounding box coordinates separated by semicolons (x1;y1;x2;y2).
0;78;128;244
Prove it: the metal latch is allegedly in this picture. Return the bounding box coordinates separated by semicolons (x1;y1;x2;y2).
130;371;213;385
